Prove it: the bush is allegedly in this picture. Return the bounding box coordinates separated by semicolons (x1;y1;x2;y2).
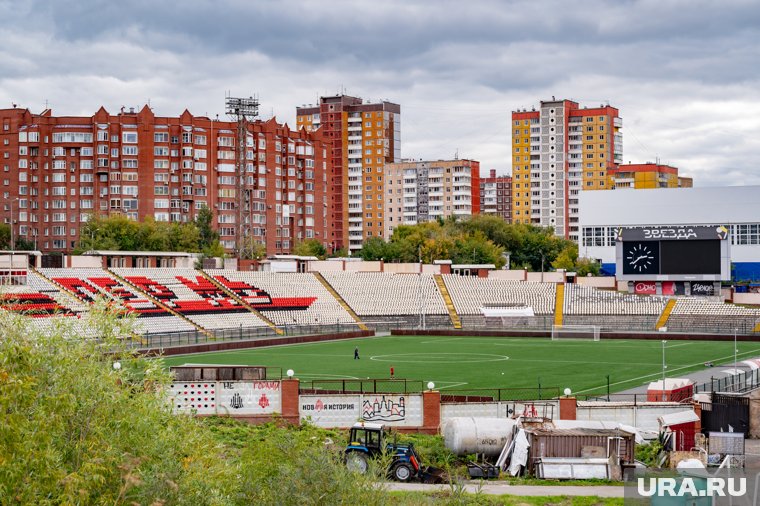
0;301;393;504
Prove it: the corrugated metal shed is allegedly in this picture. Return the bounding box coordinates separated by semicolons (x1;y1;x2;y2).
526;428;636;474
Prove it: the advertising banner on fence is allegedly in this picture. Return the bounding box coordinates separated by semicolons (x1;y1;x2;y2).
300;394;423;427
169;380;281;416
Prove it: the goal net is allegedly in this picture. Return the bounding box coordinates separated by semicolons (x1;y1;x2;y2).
551;325;601;341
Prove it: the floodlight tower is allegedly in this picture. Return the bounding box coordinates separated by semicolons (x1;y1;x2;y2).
225;94;260;257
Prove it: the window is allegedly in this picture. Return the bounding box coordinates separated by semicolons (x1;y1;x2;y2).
122;146;138;156
122;132;138;143
154;132;169;143
52;132;93;143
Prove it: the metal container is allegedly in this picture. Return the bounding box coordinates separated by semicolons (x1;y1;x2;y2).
441;417;517;457
526;428;635;473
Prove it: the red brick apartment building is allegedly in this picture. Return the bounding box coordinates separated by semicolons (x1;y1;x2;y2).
0;105;330;255
479;169;512;223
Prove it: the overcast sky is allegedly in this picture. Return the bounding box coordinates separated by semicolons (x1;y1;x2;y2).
1;0;758;186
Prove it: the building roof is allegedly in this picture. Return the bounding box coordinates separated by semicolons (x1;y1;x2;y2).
658;410;699;427
84;250;198;257
527;428;635;437
579;186;760;227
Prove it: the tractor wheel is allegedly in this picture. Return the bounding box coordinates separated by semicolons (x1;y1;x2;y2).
346;452;369;474
392;463;413;482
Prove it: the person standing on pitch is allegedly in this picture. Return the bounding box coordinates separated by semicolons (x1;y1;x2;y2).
354;347;360;360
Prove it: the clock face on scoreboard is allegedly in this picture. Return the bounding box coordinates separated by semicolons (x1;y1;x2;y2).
623;241;659;275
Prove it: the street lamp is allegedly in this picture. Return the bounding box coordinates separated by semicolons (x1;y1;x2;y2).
540;251;545;282
734;327;738;374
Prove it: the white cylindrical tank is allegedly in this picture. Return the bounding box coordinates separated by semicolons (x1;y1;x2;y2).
441;417;517;457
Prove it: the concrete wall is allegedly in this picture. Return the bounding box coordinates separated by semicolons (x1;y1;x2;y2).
576;402;688;434
385;263;422;274
176;257;198;269
69;256;103;268
748;389;760;438
441;401;559;422
488;270;527;281
734;293;760;306
307;260;344;272
346;261;381;272
526;272;564;283
0;254;28;269
421;264;441;274
576;276;617;289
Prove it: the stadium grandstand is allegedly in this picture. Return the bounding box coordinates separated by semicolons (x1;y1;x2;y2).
3;260;760;345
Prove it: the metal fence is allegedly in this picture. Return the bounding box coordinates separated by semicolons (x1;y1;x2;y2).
694;367;760;394
440;387;560;402
299;378;424;394
575;393;694;404
135;322;365;349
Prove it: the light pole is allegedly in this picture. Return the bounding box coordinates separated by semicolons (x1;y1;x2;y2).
540;251;545;282
734;327;738;374
661;340;667;401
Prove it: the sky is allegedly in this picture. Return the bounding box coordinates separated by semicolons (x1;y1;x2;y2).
1;0;759;186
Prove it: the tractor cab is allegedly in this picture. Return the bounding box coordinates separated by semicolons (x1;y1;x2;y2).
345;422;431;482
347;422;386;457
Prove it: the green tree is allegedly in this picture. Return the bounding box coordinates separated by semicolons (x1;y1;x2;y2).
328;246;349;258
451;231;506;268
0;301;239;503
552;244;578;271
239;238;267;260
293;239;327;259
358;236;387;260
195;205;219;250
552;243;601;276
0;223;9;249
0;300;391;504
575;257;601;277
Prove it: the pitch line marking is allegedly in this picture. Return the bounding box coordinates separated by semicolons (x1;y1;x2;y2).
420;338;463;344
369;353;509;364
574;347;760;395
297;373;361;380
434;381;468;390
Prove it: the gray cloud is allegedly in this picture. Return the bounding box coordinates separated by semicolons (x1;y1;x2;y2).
1;0;759;185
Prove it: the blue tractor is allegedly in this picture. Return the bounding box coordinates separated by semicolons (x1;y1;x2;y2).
345;422;444;483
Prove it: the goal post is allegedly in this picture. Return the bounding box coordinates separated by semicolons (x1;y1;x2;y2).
551;325;601;341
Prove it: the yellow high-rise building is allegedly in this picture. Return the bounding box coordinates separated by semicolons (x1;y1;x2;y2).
511;99;622;242
609;163;684;189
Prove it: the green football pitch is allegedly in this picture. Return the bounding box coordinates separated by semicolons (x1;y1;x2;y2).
161;335;760;396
